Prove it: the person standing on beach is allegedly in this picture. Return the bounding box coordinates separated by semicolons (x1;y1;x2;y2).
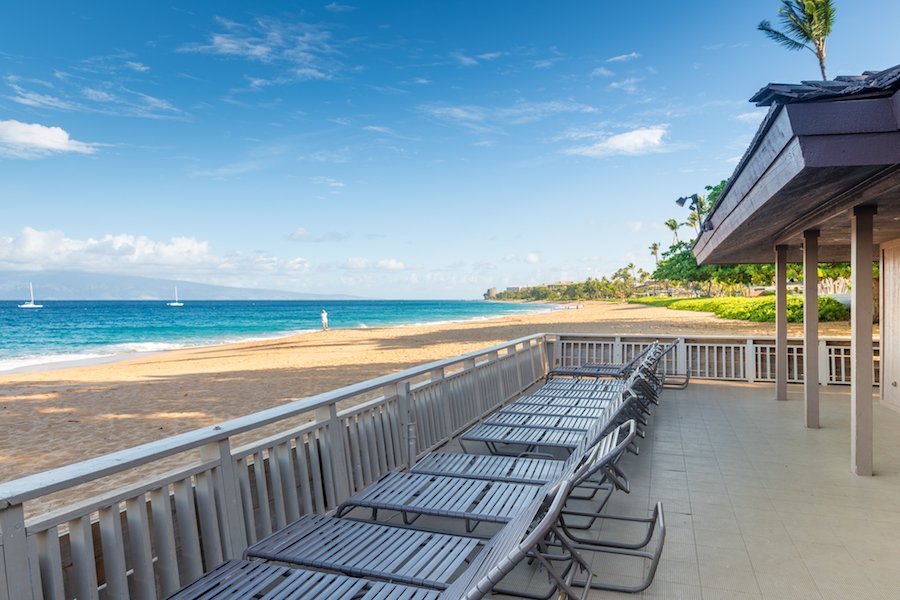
321;308;329;331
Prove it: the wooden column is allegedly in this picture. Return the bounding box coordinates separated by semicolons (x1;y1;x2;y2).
851;206;876;476
803;230;820;428
775;244;789;401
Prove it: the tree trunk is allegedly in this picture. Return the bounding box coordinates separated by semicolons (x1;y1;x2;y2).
816;40;827;80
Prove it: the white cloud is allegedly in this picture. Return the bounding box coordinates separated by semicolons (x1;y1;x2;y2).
450;51;479;67
82;88;117;102
591;66;614;77
376;258;405;270
0;120;97;159
6;75;182;120
526;253;540;264
0;227;326;290
0;227;213;271
325;2;356;12
311;176;345;188
628;221;644;233
564;125;669;159
125;61;150;72
191;160;266;179
606;52;640;63
363;125;405;138
735;111;765;124
290;227;349;242
421;100;595;133
346;257;369;270
608;77;641;94
6;83;79;111
450;50;506;67
180;17;341;85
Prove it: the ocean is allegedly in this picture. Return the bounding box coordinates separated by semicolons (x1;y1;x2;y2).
0;300;554;373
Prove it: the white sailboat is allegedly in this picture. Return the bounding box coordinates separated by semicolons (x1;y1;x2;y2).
167;286;184;307
18;282;43;309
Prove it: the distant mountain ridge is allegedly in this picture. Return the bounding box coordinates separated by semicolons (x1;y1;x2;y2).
0;270;360;300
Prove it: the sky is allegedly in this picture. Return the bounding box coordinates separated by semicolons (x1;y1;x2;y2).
1;1;898;299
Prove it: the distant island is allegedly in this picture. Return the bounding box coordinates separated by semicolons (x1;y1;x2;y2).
0;270;361;301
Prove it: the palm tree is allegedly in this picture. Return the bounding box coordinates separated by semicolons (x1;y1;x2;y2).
758;0;836;80
649;242;660;266
664;218;681;244
686;211;701;234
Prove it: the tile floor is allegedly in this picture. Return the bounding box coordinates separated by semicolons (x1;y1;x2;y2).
559;380;900;599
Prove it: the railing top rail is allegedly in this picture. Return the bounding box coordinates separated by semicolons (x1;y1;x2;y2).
0;333;548;508
551;332;861;342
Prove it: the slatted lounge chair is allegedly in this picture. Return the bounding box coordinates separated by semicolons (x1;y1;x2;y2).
495;403;607;418
547;343;656;380
166;559;440;599
557;501;666;593
459;388;632;457
335;470;545;532
247;481;592;599
337;421;635;534
482;413;598;431
245;514;485;589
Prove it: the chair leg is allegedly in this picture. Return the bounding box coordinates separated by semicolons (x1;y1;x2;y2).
567;503;666;593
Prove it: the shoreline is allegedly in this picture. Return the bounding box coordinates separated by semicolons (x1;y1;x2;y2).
0;301;560;375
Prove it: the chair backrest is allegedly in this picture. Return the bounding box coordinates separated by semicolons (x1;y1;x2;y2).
565;420;636;487
439;479;571;600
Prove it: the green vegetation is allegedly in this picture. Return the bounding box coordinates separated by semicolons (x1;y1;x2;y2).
629;295;849;322
758;0;836;80
493;172;867;326
495;265;649;301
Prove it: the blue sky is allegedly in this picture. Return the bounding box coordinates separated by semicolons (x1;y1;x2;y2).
1;1;898;298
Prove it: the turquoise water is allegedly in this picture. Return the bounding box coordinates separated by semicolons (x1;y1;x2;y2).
0;300;553;372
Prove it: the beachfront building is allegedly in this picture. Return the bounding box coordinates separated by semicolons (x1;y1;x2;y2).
694;64;900;476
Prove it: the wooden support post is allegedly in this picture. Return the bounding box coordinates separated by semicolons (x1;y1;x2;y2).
397;381;417;469
200;439;246;559
775;244;789;401
0;503;33;600
851;206;876;476
803;230;820;428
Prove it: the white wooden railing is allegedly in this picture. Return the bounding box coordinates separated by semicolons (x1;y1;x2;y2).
0;332;876;599
552;334;880;386
0;335;548;600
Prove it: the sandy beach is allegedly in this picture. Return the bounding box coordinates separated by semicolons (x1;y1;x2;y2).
0;301;856;484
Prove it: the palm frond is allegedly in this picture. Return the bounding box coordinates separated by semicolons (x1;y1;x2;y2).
757;20;810;52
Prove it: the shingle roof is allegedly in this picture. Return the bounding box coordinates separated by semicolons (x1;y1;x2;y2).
750;63;900;106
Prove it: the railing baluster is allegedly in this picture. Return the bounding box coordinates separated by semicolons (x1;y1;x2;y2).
125;494;157;600
251;452;273;538
308;433;328;510
68;516;99;600
173;477;203;583
235;458;258;544
149;486;181;595
98;505;128;600
293;440;313;515
194;470;224;568
35;528;63;600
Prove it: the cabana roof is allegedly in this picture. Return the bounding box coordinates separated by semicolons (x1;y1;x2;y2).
694;64;900;264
